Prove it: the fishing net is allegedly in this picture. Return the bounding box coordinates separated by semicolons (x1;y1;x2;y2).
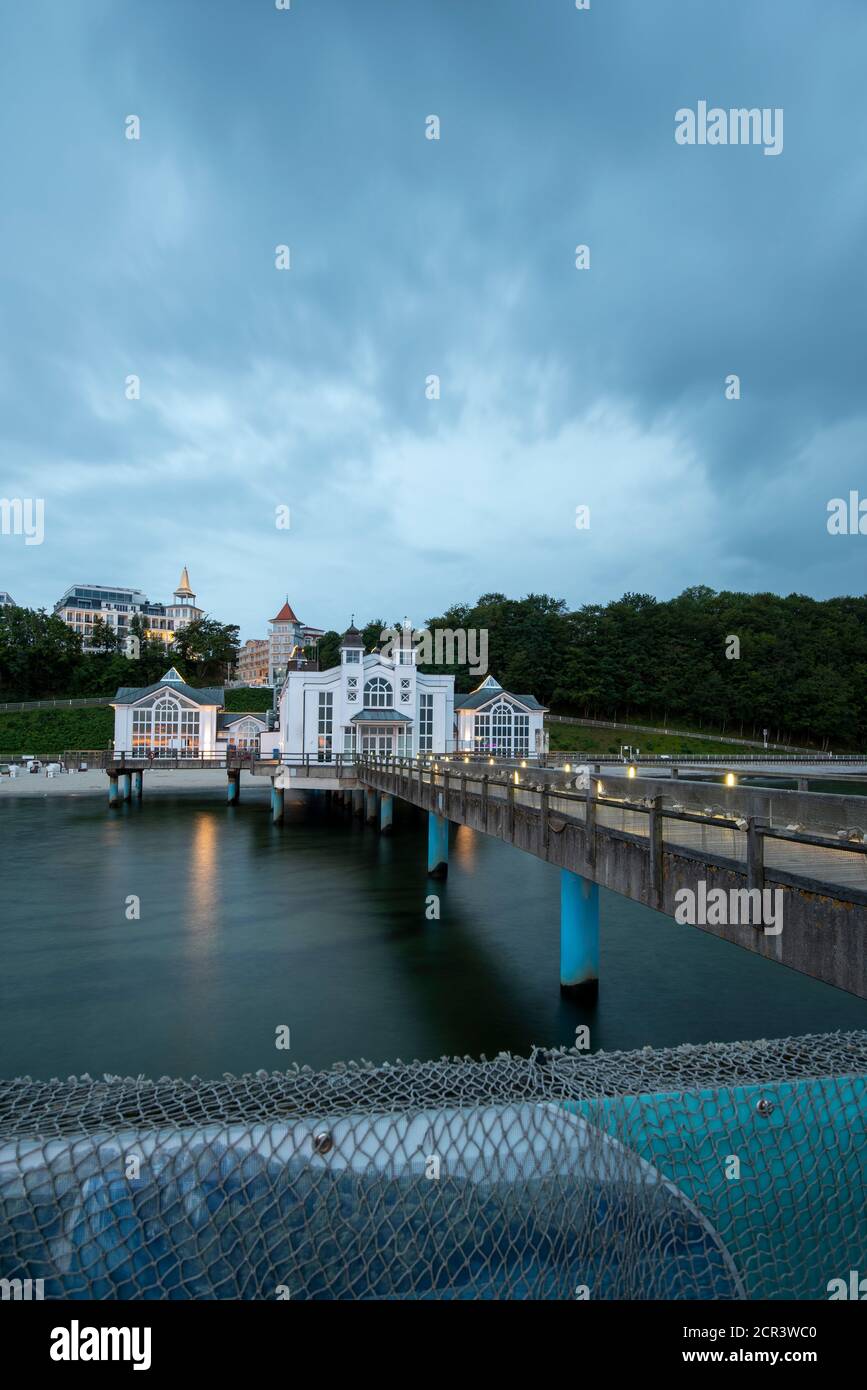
1;1030;864;1300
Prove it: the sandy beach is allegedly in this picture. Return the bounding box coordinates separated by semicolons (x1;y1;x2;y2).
0;768;268;800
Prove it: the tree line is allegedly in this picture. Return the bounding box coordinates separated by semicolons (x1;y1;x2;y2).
317;587;866;749
0;607;240;701
2;586;863;747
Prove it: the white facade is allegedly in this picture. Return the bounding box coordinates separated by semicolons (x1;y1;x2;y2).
220;713;268;750
270;627;454;761
111;669;221;757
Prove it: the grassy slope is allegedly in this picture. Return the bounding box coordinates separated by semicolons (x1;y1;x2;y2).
0;707;114;754
545;719;762;757
223;687;273;712
0;704;783;758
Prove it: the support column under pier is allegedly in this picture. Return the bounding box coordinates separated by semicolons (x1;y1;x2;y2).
365;789;378;825
118;772;131;802
227;770;240;804
353;789;364;818
379;793;393;835
427;811;448;878
132;770;143;799
560;869;599;1003
271;784;284;823
108;774;120;807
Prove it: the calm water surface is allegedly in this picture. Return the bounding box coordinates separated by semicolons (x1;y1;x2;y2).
2;788;865;1079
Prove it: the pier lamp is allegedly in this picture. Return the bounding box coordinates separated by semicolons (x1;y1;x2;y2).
725;772;736;787
513;770;520;785
489;757;495;765
627;765;636;779
564;763;571;773
463;756;469;763
597;780;604;796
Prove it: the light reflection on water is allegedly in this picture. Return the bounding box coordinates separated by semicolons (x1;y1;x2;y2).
0;789;864;1081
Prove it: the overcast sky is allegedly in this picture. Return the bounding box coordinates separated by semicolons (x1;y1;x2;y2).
2;0;866;640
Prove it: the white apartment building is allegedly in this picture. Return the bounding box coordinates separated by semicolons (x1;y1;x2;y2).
54;568;203;651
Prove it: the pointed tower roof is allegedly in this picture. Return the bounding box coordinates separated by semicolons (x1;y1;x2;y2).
474;675;502;691
271;600;300;624
160;666;185;684
340;618;364;649
174;566;194;597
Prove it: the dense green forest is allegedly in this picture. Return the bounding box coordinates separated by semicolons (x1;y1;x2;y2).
0;608;240;702
317;587;866;748
2;587;864;748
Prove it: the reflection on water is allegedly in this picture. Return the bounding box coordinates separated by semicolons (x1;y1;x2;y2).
1;789;865;1081
452;823;477;869
189;811;219;936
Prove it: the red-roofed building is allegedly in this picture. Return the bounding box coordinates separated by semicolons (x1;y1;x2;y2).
268;598;324;687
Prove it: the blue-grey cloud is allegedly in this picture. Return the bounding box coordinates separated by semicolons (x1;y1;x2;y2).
1;0;866;639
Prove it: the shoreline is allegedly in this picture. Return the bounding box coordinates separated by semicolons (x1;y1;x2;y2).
0;769;268;799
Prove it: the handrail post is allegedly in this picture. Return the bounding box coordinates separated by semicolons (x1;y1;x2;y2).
541;785;550;858
507;779;515;838
748;816;767;894
481;773;489;830
648;795;663;909
584;787;596;871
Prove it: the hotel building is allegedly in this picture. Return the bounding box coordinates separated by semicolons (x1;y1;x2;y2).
233;638;270;687
54;568;203;651
268;600;324;688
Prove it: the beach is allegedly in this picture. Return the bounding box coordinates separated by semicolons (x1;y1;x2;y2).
0;768;266;799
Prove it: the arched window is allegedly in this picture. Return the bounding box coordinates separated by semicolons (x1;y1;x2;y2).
230;718;260;750
153;697;180;754
490;700;514;754
364;677;392;708
151;696;200;757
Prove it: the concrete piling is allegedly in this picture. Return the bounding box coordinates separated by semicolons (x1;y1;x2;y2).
427;811;449;878
560;869;599;1002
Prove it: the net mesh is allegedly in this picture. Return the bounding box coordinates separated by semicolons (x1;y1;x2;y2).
1;1030;865;1300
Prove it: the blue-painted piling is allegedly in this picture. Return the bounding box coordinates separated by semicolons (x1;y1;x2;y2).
380;793;393;835
227;771;240;804
271;784;284;823
132;770;143;799
118;772;131;802
108;774;120;807
365;789;378;825
427;811;449;878
560;869;599;1002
